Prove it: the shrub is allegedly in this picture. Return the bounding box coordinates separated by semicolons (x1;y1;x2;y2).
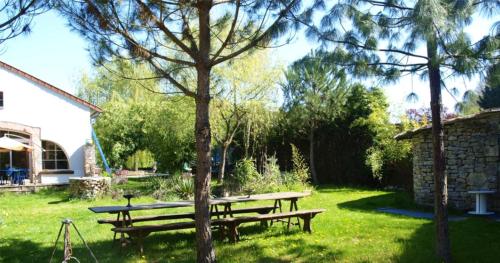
290;144;309;185
226;154;311;195
234;158;260;187
259;156;281;192
148;174;194;200
173;176;194;200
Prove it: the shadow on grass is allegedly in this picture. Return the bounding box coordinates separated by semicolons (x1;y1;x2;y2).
0;223;338;263
393;218;500;262
337;191;426;213
47;198;71;205
0;238;54;263
333;189;500;262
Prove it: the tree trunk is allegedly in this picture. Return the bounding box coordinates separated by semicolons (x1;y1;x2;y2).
309;125;318;184
218;143;228;183
427;36;451;263
195;2;216;262
244;121;250;158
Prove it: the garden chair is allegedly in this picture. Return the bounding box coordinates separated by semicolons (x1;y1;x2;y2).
182;162;192;173
17;169;28;185
6;167;15;184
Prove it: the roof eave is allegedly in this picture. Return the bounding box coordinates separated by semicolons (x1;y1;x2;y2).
394;108;500;140
0;60;102;113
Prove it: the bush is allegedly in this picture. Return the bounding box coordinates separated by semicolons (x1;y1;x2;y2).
290;144;309;185
234;158;260;187
173;176;194;200
224;154;311;196
148;174;193;200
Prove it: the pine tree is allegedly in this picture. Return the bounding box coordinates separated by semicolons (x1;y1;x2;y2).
0;0;46;44
282;51;350;184
479;63;500;109
56;1;304;261
301;1;499;261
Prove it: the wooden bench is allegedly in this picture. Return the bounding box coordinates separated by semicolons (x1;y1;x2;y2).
113;221;197;253
113;208;325;253
98;205;276;227
216;209;326;242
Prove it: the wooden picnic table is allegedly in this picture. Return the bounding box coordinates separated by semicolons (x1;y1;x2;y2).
89;192;312;251
208;191;311;222
89;191;310;223
89;191;311;241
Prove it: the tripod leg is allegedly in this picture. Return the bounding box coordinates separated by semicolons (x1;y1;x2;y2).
49;223;64;263
63;223;73;262
72;222;98;262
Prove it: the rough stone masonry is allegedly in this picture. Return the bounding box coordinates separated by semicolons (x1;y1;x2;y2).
397;109;500;212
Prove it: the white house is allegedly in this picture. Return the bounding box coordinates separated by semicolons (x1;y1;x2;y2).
0;60;101;184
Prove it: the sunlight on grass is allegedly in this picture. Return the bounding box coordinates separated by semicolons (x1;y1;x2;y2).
1;185;500;262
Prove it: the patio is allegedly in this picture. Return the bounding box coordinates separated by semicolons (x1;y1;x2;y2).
0;133;33;187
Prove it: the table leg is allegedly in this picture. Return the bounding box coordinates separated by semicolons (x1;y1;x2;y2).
113;212;121;242
271;199;283;226
476;193;481;214
210;204;221;219
119;211;133;247
293;199;300;228
224;204;234;218
478;193;490;214
287;198;300;230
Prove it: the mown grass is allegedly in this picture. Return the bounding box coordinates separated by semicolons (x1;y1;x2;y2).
1;184;500;262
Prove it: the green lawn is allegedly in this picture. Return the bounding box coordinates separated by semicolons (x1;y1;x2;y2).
1;184;500;262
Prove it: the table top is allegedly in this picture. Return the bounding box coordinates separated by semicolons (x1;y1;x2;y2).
209;191;311;205
468;190;496;194
89;191;311;214
88;201;194;213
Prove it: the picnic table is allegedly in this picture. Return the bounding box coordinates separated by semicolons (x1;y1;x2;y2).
209;191;311;227
89;191;310;223
89;192;320;251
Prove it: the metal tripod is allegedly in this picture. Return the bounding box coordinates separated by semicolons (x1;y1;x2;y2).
49;219;98;263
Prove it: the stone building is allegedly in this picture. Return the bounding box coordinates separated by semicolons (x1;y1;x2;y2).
396;109;500;211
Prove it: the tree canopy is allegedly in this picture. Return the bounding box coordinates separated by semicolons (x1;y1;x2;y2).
78;60;195;172
0;0;46;45
301;1;499;261
478;62;500;109
282;50;350;183
57;1;307;260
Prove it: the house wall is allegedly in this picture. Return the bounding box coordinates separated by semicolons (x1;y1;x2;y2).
0;67;93;183
411;115;500;211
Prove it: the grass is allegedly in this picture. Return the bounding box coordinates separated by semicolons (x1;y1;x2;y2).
1;184;500;262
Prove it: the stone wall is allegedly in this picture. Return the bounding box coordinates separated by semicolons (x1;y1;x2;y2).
68;177;110;199
411;114;500;211
83;140;98;177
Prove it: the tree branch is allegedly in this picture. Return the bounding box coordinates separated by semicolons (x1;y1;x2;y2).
134;0;198;60
210;0;241;63
211;0;299;65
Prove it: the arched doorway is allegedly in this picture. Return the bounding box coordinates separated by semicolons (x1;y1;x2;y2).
0;121;42;184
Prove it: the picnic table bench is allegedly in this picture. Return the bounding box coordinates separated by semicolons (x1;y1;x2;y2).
113;209;326;253
89;191;322;253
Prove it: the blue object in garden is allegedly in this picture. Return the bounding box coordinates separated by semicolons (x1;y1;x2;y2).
17;169;28;185
91;126;111;175
6;167;14;184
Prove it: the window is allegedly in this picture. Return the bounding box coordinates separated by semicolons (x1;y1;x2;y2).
0;91;3;108
42;141;69;170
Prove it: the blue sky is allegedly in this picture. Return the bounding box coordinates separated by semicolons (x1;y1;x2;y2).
0;10;497;118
